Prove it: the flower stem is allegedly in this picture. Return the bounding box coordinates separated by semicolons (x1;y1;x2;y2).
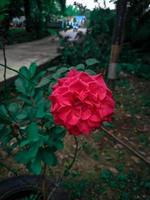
63;136;79;176
47;136;79;200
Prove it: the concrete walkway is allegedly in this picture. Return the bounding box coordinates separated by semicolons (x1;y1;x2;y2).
0;37;60;82
0;28;87;82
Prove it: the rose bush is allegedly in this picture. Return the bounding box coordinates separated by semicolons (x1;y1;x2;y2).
49;69;115;135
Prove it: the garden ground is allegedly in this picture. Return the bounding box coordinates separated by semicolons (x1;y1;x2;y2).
55;75;150;199
1;73;149;199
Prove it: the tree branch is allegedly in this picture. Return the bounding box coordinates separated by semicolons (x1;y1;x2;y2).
101;126;150;166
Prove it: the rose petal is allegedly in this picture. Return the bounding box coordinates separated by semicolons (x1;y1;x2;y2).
79;72;93;83
94;74;108;89
77;120;90;134
73;105;81;118
67;111;79;125
81;107;91;120
59;106;71;122
78;91;88;101
51;102;60;112
54;86;68;94
68;126;81;135
67;69;79;77
98;87;107;100
100;96;115;119
69;79;87;93
90;113;101;122
54;115;63;125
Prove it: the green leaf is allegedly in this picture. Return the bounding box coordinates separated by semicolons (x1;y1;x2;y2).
15;143;39;164
0;105;8;117
19;66;30;79
0;127;12;144
16;111;27;120
15;78;26;95
56;67;69;75
0;124;4;130
24;106;37;120
103;122;114;128
8;103;19;113
40;150;57;166
19;140;30;147
75;64;85;71
46;138;54;147
85;58;99;66
53;126;65;135
55;140;64;150
45;113;54;123
49;80;56;89
52;72;61;80
27;122;39;142
35;71;46;80
51;126;66;139
36;104;45;118
34;91;44;103
15;151;31;164
69;67;74;71
36;77;51;88
39;135;49;143
30;157;42;175
17;96;32;105
47;66;58;72
29;62;37;77
85;69;96;75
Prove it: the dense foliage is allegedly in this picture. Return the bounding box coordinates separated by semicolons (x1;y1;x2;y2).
0;62;98;175
61;4;150;79
65;5;80;16
0;0;66;40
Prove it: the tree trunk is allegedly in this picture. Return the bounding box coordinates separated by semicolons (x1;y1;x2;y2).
34;0;45;39
24;0;32;32
107;0;128;83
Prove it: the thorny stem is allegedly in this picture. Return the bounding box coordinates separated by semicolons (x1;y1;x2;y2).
101;126;150;166
1;43;15;121
2;44;7;90
0;63;24;79
0;63;34;83
63;136;79;176
47;136;79;200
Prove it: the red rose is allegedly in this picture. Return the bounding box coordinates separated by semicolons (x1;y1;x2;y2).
49;69;115;135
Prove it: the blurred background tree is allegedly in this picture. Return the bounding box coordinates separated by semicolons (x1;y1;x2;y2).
0;0;67;40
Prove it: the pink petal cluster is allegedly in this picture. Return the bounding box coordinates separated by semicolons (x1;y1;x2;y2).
49;69;115;135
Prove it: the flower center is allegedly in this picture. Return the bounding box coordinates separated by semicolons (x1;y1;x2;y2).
73;97;81;107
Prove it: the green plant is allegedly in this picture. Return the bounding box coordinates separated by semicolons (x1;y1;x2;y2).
0;61;100;176
100;168;150;200
0;63;67;175
63;166;150;200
